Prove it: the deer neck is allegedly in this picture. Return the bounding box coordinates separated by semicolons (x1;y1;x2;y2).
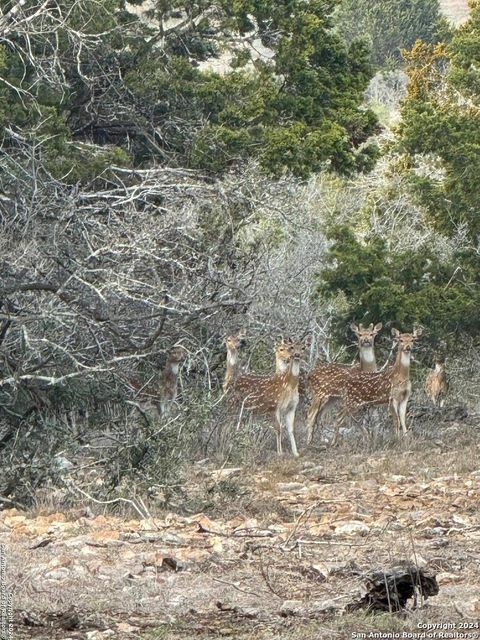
359;345;377;372
276;355;289;375
168;362;179;376
224;348;239;390
283;358;300;388
164;361;179;384
435;363;443;373
162;361;180;398
394;347;411;380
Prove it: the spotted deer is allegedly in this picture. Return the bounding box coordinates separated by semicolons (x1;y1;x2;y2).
274;336;310;418
306;322;383;444
223;329;247;392
326;328;422;445
425;354;448;408
158;346;186;416
224;335;305;457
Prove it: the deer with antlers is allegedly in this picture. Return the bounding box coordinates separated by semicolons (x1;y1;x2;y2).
324;328;422;445
425;354;448;408
306;322;383;445
224;331;305;457
158;345;186;416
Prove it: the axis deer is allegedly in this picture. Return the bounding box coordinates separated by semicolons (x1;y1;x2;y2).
275;336;310;418
223;329;246;392
425;355;448;407
306;322;383;444
326;328;422;445
158;345;186;416
224;335;305;457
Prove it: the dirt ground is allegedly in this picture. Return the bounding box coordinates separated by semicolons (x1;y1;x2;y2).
1;417;480;640
439;0;470;24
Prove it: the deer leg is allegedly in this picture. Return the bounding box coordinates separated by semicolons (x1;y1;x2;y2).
306;397;321;445
390;399;400;436
398;395;409;435
331;407;346;447
331;419;341;447
307;396;332;445
157;400;168;418
360;412;372;443
284;408;299;457
274;410;283;456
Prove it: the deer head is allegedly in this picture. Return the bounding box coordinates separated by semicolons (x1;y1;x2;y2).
225;329;246;353
350;322;383;347
349;322;382;372
168;345;187;364
391;327;422;354
432;351;446;366
273;336;306;374
274;336;294;374
289;339;306;365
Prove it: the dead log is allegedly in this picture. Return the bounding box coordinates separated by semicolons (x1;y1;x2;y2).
347;563;439;613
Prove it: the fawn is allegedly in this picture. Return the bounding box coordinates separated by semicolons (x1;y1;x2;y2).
158;346;186;416
223;329;246;392
425;354;448;408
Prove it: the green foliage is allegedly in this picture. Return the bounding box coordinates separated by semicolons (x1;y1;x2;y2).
125;0;379;176
335;0;452;69
0;0;130;183
319;226;480;345
2;0;378;179
317;5;480;346
399;13;480;240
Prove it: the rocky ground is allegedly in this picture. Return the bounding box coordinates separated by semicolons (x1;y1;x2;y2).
1;418;480;640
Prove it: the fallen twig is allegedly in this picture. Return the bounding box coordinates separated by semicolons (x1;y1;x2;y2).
282;503;317;549
196;522;273;538
62;478;149;519
212;577;262;598
295;539;369;547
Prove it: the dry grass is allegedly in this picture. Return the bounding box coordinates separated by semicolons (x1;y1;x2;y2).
143;612;439;640
144;608;475;640
5;415;480;639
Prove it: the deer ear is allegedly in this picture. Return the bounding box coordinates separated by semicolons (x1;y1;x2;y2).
350;323;359;334
373;322;383;334
276;335;292;348
238;328;247;338
413;327;423;338
391;328;400;339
